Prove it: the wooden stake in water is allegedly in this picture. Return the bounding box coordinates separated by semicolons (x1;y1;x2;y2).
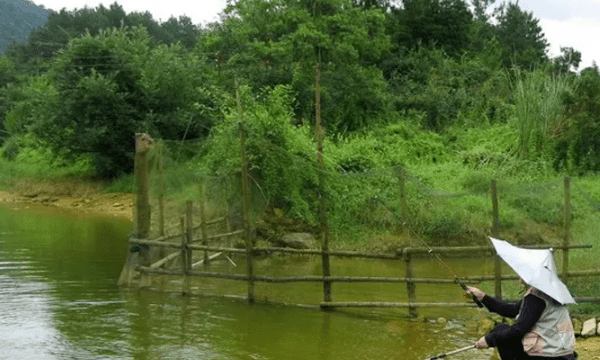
118;133;153;287
236;84;254;304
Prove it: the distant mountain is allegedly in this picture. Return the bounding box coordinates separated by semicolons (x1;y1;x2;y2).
0;0;49;53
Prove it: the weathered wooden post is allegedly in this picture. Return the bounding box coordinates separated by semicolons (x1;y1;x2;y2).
315;64;332;304
395;167;409;229
117;133;154;287
236;84;254;304
135;133;154;239
157;143;166;266
403;248;418;317
491;179;502;300
157;142;165;238
181;217;189;294
563;176;571;284
199;183;209;267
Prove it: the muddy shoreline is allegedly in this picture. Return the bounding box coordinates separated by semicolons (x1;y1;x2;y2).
0;180;134;220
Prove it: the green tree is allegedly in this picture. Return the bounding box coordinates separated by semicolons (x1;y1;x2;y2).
391;0;473;57
551;47;582;75
30;27;152;178
495;1;548;69
202;0;391;132
142;42;220;140
555;65;600;172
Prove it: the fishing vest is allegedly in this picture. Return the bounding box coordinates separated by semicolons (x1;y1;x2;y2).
517;288;576;357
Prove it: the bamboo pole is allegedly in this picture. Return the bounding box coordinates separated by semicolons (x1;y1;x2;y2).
192;252;223;269
396;166;408;232
491;179;502;300
158;142;165;237
150;251;181;269
404;249;418;317
148;233;186;243
137;266;600;283
237;86;254;304
189;230;245;244
185;201;193;272
199;183;209;267
563;176;571;285
128;241;590;256
397;244;589;255
225;205;234;257
182;213;190;295
315;63;332;304
156;142;166;266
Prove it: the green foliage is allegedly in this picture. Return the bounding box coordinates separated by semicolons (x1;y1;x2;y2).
201;85;318;221
0;133;92;181
2;73;59;139
495;2;548;69
28;28;154;178
551;47;582;75
201;0;392;133
510;69;572;158
386;47;511;131
392;0;473;57
142;42;219;140
555;65;600;173
3;0;600;264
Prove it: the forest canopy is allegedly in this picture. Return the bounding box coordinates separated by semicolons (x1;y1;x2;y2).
0;0;597;180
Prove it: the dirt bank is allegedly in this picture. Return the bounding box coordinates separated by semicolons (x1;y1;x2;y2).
0;179;134;220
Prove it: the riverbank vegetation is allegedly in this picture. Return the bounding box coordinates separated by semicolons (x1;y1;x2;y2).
2;0;600;303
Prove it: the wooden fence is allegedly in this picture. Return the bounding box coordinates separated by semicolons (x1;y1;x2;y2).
118;133;600;317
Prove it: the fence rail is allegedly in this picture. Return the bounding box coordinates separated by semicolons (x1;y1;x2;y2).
118;133;600;317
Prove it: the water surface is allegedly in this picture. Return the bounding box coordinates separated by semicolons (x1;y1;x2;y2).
0;204;493;359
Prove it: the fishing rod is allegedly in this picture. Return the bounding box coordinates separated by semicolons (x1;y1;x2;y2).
423;345;476;360
373;196;483;308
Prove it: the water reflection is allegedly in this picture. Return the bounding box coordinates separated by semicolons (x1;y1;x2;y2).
0;205;492;360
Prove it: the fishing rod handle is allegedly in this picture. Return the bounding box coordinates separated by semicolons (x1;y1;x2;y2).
458;282;484;308
472;295;484;308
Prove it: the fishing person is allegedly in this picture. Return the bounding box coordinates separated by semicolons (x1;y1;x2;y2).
465;237;577;360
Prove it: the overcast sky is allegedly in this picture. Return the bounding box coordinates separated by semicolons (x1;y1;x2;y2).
33;0;600;70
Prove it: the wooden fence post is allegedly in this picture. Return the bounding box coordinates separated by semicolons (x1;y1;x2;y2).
184;202;193;294
491;179;502;300
396;167;409;233
117;133;153;287
136;133;154;288
315;64;332;304
181;217;189;294
157;143;166;262
237;84;254;304
403;248;418;317
199;183;209;267
563;177;571;284
157;142;165;237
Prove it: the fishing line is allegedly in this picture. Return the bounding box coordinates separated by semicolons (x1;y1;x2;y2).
373;196;483;308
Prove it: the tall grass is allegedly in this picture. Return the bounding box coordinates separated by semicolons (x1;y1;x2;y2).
512;70;572;157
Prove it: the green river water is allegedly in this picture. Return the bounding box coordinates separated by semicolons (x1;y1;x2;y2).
0;204;495;360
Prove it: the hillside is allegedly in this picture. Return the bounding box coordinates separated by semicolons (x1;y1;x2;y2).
0;0;48;52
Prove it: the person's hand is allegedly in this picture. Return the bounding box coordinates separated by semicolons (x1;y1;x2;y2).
475;336;489;348
465;286;486;301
